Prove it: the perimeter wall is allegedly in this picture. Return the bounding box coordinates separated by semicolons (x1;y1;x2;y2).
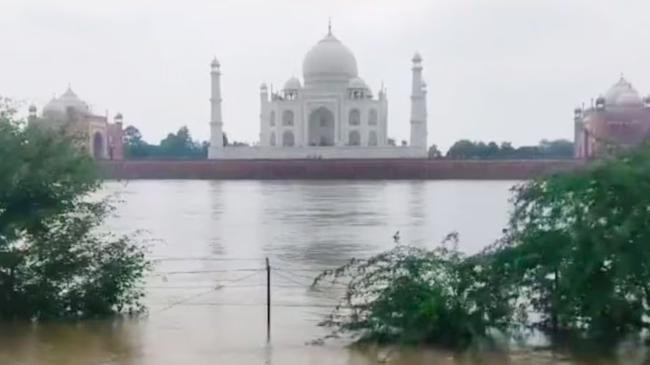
99;159;585;180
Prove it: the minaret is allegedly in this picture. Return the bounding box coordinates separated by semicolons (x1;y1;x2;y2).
28;105;37;124
260;83;269;146
208;57;224;159
409;52;428;149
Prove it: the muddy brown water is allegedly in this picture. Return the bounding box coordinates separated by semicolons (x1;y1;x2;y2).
0;180;639;364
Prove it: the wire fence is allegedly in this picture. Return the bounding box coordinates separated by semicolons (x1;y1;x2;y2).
147;257;347;313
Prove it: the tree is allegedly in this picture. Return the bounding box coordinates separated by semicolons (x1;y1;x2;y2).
490;144;650;343
157;126;206;159
313;236;513;348
428;144;442;159
446;139;477;159
123;125;152;158
0;99;148;320
445;139;575;160
539;139;574;159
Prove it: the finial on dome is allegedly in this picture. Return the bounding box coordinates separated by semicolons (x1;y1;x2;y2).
328;17;332;35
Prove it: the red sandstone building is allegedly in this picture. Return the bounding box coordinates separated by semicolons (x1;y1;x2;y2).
574;77;650;159
28;87;124;160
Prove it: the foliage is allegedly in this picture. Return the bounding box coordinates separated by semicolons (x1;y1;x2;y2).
0;100;149;320
428;144;442;159
489;143;650;342
222;132;249;147
123;125;150;158
445;139;574;160
313;236;513;348
123;125;207;160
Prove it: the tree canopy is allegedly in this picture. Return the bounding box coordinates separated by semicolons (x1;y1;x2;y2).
443;139;574;160
0;99;148;320
122;125;207;159
491;143;650;342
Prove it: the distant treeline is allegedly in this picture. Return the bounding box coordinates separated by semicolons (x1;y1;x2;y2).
429;139;574;160
123;125;247;160
123;125;574;160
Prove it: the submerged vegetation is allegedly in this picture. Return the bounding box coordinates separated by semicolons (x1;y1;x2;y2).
313;236;512;348
315;144;650;352
0;99;149;320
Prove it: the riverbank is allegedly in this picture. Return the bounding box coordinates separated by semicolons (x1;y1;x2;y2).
99;159;584;180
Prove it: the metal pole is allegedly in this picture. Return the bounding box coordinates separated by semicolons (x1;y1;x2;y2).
266;257;271;343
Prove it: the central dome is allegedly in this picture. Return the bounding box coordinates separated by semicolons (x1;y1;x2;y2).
43;87;90;117
302;32;358;84
604;77;643;107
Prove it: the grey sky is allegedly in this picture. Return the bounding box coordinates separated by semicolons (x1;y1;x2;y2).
1;0;648;150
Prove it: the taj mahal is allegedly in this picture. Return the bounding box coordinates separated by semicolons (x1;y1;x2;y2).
208;25;428;159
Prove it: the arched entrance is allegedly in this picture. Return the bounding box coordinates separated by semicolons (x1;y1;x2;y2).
308;107;335;146
282;131;295;146
92;132;104;159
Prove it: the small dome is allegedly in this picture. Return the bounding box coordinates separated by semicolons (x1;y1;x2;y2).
260;83;268;90
283;77;302;90
302;32;358;84
211;58;220;68
43;86;90;116
412;52;422;63
604;77;642;107
28;105;37;112
347;77;368;90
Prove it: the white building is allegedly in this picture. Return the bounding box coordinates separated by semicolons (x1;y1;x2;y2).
208;26;428;159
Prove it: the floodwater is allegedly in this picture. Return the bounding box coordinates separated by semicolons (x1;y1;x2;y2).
0;180;625;365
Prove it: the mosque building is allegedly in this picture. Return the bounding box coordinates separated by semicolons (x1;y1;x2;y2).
208;26;428;159
574;77;650;159
28;86;125;160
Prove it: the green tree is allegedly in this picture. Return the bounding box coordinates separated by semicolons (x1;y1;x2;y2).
445;139;574;160
491;144;650;343
0;99;148;320
428;144;442;159
446;139;477;159
539;139;574;159
313;236;513;348
123;125;153;158
158;126;206;159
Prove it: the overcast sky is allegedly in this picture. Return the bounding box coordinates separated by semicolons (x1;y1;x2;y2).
1;0;649;150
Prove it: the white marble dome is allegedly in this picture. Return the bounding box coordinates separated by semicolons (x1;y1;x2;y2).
43;87;90;115
604;77;643;107
348;77;368;90
283;76;302;90
302;32;358;84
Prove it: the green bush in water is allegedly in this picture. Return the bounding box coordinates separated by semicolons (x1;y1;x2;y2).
313;240;513;348
0;98;149;320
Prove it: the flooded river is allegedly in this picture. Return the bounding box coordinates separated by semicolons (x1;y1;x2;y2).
0;180;629;364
